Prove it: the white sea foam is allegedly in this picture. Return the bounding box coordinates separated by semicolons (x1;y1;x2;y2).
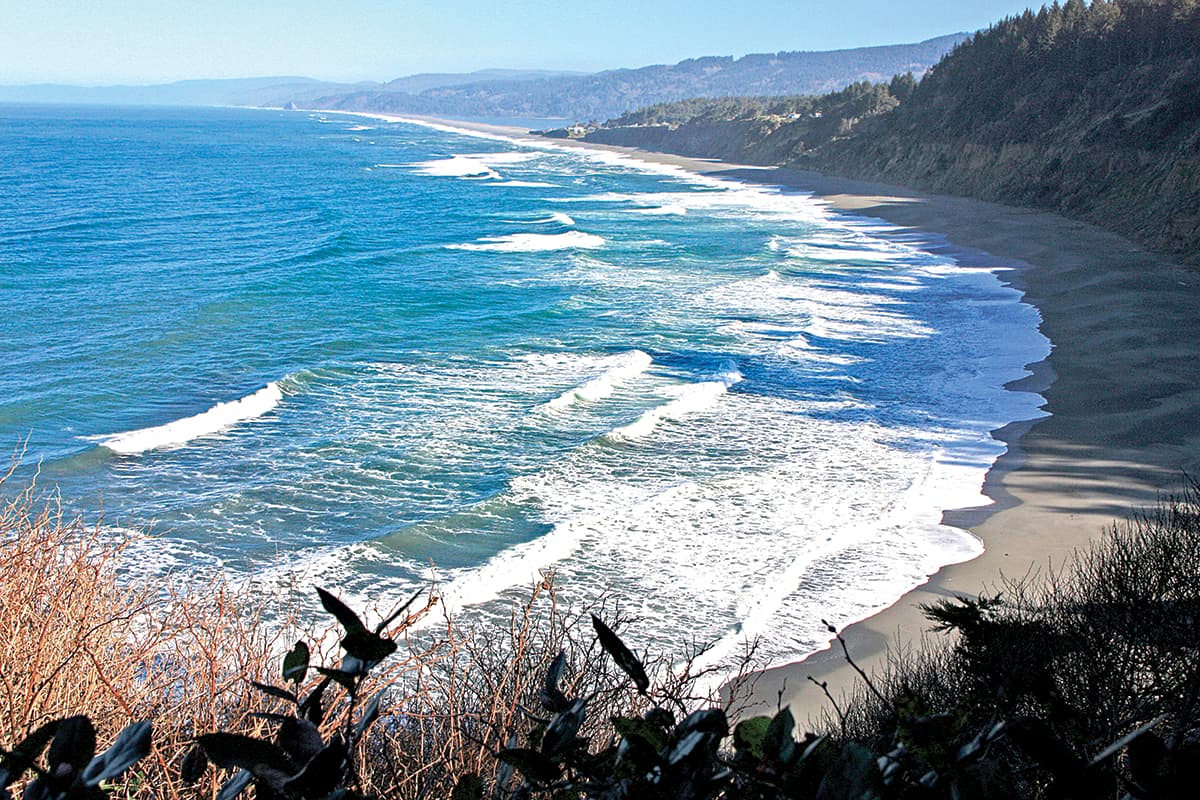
539;350;653;410
448;231;605;252
99;383;284;454
630;203;688;216
459;151;540;164
606;372;741;441
491;180;557;188
688;442;990;683
426;518;585;619
411;156;501;180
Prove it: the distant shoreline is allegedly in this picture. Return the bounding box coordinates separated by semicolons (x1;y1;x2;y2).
313;108;1200;721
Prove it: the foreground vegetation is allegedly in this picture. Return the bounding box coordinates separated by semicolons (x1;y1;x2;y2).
3;456;1199;797
576;0;1200;265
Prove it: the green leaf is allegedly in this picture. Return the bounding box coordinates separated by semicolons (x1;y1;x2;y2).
540;651;570;712
765;708;798;765
815;743;884;800
354;691;385;740
340;628;397;664
733;717;771;760
450;773;483;800
666;731;713;766
590;614;649;693
81;720;152;786
251;681;298;705
196;733;296;789
180;745;209;785
645;707;674;731
540;699;587;759
215;769;253;800
300;677;332;726
47;715;96;776
317;588;366;634
282;641;310;685
496;748;562;784
675;709;729;739
276;718;325;765
315;667;359;692
281;740;347;798
612;717;665;771
612;717;667;753
798;734;829;765
0;720;59;789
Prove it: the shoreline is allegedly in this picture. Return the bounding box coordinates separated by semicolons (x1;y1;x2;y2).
317;110;1200;721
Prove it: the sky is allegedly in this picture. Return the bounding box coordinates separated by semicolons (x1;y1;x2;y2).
2;1;1043;86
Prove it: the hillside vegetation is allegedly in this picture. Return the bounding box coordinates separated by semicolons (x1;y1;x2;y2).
5;465;1200;798
304;35;964;122
579;0;1200;265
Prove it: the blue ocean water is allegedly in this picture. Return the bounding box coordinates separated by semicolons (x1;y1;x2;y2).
0;104;1048;669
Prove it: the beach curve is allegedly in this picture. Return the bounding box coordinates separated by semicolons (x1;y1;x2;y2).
309;109;1200;722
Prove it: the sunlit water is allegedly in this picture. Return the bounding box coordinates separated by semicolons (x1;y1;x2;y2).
0;104;1048;671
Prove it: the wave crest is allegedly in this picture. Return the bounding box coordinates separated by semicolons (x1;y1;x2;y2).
411;156;501;180
606;371;741;441
540;350;653;411
99;383;284;454
448;231;605;252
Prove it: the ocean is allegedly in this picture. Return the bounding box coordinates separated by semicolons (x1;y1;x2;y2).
0;104;1048;671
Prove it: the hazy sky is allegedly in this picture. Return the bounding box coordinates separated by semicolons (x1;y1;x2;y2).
3;1;1042;85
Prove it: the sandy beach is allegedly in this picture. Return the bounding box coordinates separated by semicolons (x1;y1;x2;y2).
720;169;1200;723
334;111;1200;723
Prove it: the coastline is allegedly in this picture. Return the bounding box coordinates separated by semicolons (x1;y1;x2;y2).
721;170;1200;722
318;110;1200;722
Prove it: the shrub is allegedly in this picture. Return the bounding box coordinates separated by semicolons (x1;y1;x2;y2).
833;480;1200;798
0;460;295;800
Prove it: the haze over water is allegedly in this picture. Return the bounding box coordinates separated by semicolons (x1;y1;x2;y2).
0;104;1048;670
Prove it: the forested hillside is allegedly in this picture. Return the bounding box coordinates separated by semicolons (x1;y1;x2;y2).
579;0;1200;264
304;35;963;122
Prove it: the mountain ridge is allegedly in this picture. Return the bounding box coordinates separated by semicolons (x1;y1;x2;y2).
306;34;966;122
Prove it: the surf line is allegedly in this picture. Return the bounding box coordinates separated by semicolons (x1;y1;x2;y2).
99;382;284;454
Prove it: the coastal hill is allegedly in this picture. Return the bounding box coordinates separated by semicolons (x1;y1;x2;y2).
0;76;371;107
0;37;961;121
304;35;965;122
0;70;586;108
576;0;1200;266
571;0;1200;266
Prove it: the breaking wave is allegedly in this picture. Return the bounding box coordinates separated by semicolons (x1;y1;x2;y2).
539;350;653;410
98;383;284;454
447;231;605;252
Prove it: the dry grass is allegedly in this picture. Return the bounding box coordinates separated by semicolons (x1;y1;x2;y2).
1;458;748;799
0;460;292;800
